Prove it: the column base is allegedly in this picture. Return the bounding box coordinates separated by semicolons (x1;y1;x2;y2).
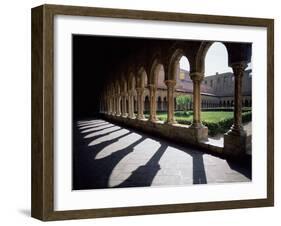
225;124;246;136
137;115;145;120
190;122;204;129
165;119;177;125
224;131;247;157
149;116;158;123
128;114;136;120
189;124;208;141
121;113;128;118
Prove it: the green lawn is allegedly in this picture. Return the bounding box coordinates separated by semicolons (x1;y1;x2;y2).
144;110;251;136
145;111;234;123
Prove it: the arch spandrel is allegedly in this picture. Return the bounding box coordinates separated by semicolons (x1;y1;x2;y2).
115;81;121;94
194;41;252;75
128;72;136;91
121;79;128;93
149;57;166;86
224;43;252;66
136;66;148;88
193;41;214;74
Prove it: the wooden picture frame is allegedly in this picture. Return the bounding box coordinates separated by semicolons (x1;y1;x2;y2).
31;4;274;221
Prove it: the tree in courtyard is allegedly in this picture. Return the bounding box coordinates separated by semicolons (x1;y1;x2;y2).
176;95;191;113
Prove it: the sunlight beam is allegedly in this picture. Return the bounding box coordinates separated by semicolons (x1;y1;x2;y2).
81;124;114;133
88;129;130;146
108;138;161;187
84;126;121;139
95;133;142;159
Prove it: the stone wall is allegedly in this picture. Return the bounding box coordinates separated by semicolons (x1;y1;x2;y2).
151;68;252;110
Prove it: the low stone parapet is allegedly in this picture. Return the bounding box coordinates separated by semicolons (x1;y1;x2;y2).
102;114;250;159
104;114;208;148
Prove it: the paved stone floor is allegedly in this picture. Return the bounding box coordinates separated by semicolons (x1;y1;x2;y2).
73;119;251;190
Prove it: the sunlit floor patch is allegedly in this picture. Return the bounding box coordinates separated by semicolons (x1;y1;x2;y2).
153;146;194;186
77;119;104;125
88;129;130;146
203;154;250;183
78;122;109;130
95;133;142;159
108;138;161;187
81;123;114;133
84;126;121;138
77;119;104;126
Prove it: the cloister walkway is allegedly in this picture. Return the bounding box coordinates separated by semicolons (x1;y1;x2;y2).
73;119;251;190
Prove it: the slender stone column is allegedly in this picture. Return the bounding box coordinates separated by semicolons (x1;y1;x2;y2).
164;80;176;124
148;84;158;122
132;92;135;118
127;91;132;118
109;97;113;115
116;95;121;116
112;96;116;115
108;97;111;115
125;94;128;117
227;63;247;135
114;96;117;115
131;93;135;118
121;92;128;117
224;62;247;156
136;87;145;120
190;72;204;128
127;90;135;119
111;96;114;115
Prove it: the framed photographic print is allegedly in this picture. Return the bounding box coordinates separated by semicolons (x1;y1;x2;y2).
31;4;274;221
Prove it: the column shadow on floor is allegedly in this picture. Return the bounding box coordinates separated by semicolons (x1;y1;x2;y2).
114;143;168;188
73;119;253;189
73;126;146;189
191;153;207;184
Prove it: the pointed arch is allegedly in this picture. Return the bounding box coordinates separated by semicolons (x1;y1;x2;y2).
167;48;186;81
128;71;136;91
149;55;165;84
136;66;148;88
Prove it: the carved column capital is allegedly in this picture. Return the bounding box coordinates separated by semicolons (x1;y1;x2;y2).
231;62;247;77
164;80;176;88
121;92;128;97
147;84;156;90
136;87;145;93
189;72;204;82
127;90;134;96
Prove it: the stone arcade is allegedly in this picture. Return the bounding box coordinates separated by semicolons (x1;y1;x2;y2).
99;40;252;158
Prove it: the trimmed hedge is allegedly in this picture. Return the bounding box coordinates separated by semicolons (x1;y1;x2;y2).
146;111;251;136
174;111;192;117
203;111;252;136
201;107;252;112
